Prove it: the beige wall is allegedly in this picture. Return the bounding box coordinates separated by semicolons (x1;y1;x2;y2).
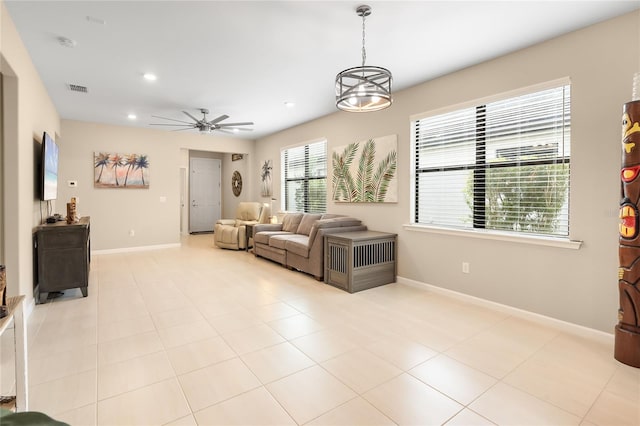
254;11;640;332
1;1;60;304
58;120;254;250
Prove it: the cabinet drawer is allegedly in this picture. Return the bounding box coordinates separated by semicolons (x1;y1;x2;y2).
38;229;86;248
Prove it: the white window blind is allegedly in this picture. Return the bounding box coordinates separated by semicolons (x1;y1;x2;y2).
281;140;327;213
413;84;571;237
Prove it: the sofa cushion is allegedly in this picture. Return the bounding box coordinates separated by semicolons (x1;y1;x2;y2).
282;213;304;233
269;234;298;249
297;214;322;236
285;235;311;258
254;231;291;245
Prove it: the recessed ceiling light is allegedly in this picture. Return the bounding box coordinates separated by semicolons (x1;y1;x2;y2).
284;101;295;108
232;128;239;133
127;114;137;120
143;73;157;81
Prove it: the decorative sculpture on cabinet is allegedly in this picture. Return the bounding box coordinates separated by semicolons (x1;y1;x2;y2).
616;82;640;367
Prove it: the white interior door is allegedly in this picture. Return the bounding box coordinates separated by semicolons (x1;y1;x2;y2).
189;157;221;233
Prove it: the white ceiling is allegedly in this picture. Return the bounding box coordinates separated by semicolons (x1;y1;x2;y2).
5;1;640;139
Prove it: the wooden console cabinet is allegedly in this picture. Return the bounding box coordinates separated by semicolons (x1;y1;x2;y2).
35;217;90;304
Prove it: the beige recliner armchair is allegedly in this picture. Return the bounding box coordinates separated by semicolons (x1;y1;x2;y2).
214;202;268;250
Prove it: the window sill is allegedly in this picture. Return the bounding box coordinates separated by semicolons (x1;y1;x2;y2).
403;224;582;250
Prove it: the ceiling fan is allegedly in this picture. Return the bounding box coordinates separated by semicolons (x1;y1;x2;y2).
150;108;253;134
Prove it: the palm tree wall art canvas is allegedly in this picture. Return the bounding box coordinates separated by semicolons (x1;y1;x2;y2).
332;135;397;203
94;152;150;188
261;159;273;197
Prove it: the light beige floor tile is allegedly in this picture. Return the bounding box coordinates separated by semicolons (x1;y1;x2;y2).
157;319;217;349
98;351;175;400
444;318;560;379
605;363;640;402
268;313;325;340
364;373;462;425
241;341;315;384
206;308;263;334
503;351;610;417
164;414;198;426
29;323;97;359
409;355;497;405
266;365;357;424
445;408;496;425
29;344;97;386
400;320;462;352
307;397;395;426
469;382;581;425
54;403;97;426
143;292;194;314
290;329;359;362
178;357;261;412
30;369;97;416
253;302;301;322
366;335;438;371
151;306;206;330
321;348;402;394
97;313;155;343
24;236;632;426
97;330;164;366
584;389;640;426
97;378;190;426
166;336;236;375
194;387;296;425
446;317;559;379
221;323;285;355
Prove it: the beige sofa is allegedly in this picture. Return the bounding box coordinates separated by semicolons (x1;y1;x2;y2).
253;213;366;280
214;202;269;250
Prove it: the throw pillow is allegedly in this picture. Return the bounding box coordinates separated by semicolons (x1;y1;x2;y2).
297;214;322;236
282;213;304;233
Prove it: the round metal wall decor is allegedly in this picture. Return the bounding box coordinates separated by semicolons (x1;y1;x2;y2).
231;170;242;197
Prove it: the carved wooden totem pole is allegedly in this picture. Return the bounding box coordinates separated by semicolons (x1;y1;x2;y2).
616;89;640;367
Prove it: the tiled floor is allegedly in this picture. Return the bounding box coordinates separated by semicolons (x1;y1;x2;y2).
3;234;639;425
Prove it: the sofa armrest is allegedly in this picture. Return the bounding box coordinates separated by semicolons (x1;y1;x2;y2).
216;219;237;226
254;223;284;233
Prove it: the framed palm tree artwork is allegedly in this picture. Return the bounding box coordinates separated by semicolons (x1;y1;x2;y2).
261;159;272;197
94;152;150;188
332;134;397;203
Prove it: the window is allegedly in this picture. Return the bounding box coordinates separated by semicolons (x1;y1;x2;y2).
412;83;571;237
281;139;327;213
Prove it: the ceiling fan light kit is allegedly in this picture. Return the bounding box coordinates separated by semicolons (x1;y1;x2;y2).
150;108;254;134
335;5;392;113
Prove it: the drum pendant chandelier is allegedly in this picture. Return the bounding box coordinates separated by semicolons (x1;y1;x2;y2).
335;5;392;113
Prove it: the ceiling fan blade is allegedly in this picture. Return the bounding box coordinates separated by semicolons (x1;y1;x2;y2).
151;116;194;125
217;122;254;127
216;129;235;134
170;127;199;132
182;111;201;123
208;114;229;125
149;123;195;127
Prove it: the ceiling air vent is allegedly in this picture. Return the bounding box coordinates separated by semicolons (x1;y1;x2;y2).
67;84;88;93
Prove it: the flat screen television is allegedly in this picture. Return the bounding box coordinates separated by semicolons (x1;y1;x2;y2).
41;132;59;201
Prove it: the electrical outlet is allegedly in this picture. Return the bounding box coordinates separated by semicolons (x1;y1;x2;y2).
462;262;470;274
129;229;135;237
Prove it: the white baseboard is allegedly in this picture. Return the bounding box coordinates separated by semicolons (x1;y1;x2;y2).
396;276;614;345
92;243;181;255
